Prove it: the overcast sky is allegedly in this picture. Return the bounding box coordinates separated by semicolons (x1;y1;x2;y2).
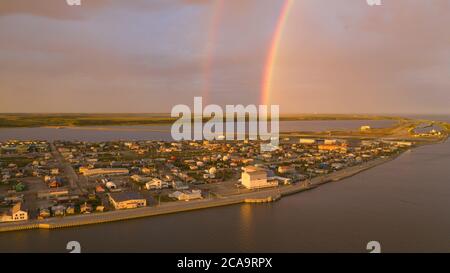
0;0;449;114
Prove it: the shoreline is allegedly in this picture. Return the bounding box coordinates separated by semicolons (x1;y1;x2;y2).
0;153;399;233
0;114;407;129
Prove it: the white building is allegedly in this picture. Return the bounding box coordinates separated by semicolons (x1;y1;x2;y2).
299;138;316;145
105;181;117;190
241;166;278;190
145;178;169;190
79;168;129;177
131;175;152;183
324;139;338;145
0;203;28;222
278;165;296;174
169;190;202;201
270;176;292;185
396;141;413;147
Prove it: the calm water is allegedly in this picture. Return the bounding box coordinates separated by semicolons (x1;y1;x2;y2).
1;139;450;252
0;120;396;142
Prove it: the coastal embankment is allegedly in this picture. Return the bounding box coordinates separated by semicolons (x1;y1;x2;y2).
0;154;397;233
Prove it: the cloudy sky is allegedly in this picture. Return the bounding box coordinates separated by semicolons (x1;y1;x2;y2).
0;0;449;114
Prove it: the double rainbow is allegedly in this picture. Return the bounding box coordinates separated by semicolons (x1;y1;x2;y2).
202;0;294;105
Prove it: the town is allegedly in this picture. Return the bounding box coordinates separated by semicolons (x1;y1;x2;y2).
0;136;413;225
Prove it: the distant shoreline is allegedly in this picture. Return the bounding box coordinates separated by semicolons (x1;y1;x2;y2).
0;114;406;129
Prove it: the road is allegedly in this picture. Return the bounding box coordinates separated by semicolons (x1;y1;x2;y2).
49;143;84;195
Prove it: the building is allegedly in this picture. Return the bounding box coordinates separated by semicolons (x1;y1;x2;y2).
95;185;106;193
51;205;66;217
270;176;292;185
172;181;189;191
38;208;51;219
79;168;129;177
169;190;202;201
241;166;278;190
318;144;348;152
131;175;152;183
395;141;413;147
80;203;93;214
37;189;69;200
0;202;28;222
108;192;147;210
141;167;154;175
324;139;338;145
66;206;75;215
278;165;296;174
105;181;117;190
145;178;169;190
299;138;316;145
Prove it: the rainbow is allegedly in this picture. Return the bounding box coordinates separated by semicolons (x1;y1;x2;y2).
202;0;225;104
261;0;294;106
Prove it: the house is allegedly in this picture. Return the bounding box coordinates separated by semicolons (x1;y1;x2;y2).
105;181;117;190
331;163;345;170
299;138;316;145
65;206;75;215
241;166;278;190
169;190;202;201
278;165;296;174
131;175;152;183
47;178;63;188
172;181;189;191
324;139;338;145
145;178;169;190
2;174;11;182
80;203;93;214
12;203;28;221
141;167;154;175
108;192;147;210
203;173;215;179
39;208;51;219
0;202;28;222
95;185;106;193
51;205;66;217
